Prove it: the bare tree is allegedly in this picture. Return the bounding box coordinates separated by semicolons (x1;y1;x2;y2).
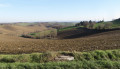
83;21;89;28
89;22;96;29
97;24;105;29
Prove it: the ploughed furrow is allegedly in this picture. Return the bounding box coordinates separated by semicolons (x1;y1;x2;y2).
0;30;120;54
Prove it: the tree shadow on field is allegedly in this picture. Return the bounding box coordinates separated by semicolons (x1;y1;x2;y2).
58;28;120;39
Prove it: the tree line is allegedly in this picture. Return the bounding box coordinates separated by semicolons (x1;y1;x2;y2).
75;20;113;29
75;20;97;29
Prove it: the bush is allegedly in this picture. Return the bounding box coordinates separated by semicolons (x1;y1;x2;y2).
30;52;55;63
0;57;15;63
82;52;93;60
73;52;84;61
30;53;40;63
60;51;74;56
91;50;108;60
97;24;105;29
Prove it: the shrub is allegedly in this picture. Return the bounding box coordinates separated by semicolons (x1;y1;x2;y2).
97;24;105;29
82;52;93;60
91;50;108;60
60;51;74;56
105;51;116;60
72;52;84;61
30;53;41;63
0;57;15;63
30;52;55;63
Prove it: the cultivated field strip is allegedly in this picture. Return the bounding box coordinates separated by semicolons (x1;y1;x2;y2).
0;30;120;54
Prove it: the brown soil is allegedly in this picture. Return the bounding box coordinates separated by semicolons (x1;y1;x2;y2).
0;28;119;54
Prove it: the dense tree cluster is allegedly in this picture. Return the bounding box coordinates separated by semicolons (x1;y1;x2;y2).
75;19;114;29
97;20;104;23
75;20;96;29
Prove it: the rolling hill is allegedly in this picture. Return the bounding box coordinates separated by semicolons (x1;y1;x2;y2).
0;28;119;54
0;24;47;36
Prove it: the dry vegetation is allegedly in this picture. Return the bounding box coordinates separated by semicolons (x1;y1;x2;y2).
0;24;47;36
0;24;119;54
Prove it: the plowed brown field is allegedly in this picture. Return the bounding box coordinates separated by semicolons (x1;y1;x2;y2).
0;29;120;54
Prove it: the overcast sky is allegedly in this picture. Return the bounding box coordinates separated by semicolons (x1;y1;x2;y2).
0;0;120;22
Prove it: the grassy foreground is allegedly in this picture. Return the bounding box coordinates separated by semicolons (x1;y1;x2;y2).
0;49;119;69
0;60;120;69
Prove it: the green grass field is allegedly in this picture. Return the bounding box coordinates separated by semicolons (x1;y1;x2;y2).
112;19;120;28
29;29;57;37
16;23;36;26
0;60;120;69
58;22;120;32
21;29;57;39
58;26;83;32
0;49;119;69
95;22;120;28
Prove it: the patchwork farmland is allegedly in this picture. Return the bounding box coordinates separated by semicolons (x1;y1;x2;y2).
0;25;119;54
